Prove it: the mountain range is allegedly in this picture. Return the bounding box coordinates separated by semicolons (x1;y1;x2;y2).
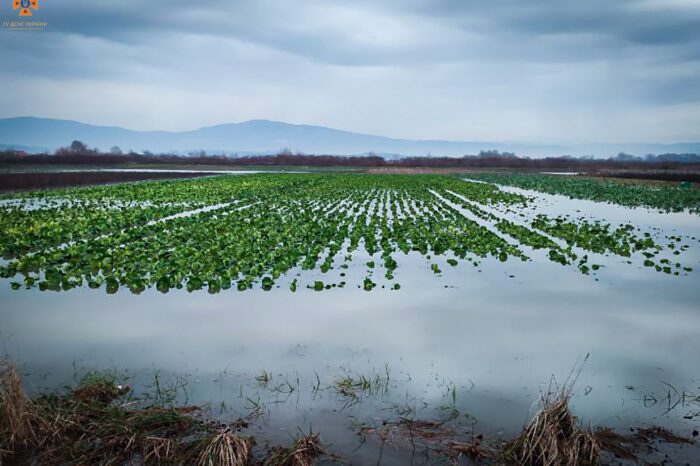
1;117;699;158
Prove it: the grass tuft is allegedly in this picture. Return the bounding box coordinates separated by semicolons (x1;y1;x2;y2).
264;430;324;466
501;387;601;466
0;359;253;465
0;360;35;456
195;427;252;466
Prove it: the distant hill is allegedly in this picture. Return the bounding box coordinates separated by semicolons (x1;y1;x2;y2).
0;142;48;153
0;116;699;158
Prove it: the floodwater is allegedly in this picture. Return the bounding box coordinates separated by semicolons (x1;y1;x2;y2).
1;184;699;464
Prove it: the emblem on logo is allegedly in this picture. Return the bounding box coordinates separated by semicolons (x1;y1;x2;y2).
13;0;38;16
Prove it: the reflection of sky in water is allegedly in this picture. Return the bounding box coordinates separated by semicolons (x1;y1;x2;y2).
1;185;699;463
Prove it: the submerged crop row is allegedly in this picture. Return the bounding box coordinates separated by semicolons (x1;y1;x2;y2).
0;174;694;293
463;172;700;214
0;175;311;260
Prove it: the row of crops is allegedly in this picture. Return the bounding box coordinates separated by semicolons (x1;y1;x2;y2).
0;174;694;293
463;173;700;213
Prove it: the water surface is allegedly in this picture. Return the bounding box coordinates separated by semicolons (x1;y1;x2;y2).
1;186;699;463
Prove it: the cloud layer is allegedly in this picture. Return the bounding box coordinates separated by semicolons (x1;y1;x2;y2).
1;0;699;143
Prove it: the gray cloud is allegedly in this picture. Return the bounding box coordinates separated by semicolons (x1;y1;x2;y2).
0;0;699;143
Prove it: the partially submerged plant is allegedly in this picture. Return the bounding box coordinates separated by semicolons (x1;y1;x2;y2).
333;367;391;402
593;425;695;464
2;358;696;465
0;360;35;456
193;427;252;466
501;391;601;466
500;358;601;466
465;172;700;214
263;430;325;466
0;360;253;465
3;173;692;295
256;369;271;386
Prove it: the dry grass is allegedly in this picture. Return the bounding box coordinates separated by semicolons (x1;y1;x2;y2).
505;396;601;466
446;436;491;461
194;428;252;466
263;431;325;466
499;357;603;466
4;357;694;466
0;360;35;457
501;392;601;466
359;418;455;446
358;417;493;463
593;425;694;463
0;360;253;465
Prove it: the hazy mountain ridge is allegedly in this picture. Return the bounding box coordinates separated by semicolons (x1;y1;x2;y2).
1;117;699;158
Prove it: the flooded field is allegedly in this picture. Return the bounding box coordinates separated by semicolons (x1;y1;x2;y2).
1;174;699;464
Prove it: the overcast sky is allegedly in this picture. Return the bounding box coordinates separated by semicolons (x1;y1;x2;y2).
1;0;699;143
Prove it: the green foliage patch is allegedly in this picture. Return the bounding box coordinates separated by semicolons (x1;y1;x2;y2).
0;173;693;293
464;172;700;214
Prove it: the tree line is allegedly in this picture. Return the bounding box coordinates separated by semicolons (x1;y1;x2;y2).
0;140;698;171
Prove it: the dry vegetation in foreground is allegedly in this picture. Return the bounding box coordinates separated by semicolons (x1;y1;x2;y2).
1;359;696;465
500;389;601;465
499;385;694;465
357;389;695;465
0;360;325;466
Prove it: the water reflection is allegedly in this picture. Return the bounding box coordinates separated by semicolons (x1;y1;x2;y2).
1;187;699;463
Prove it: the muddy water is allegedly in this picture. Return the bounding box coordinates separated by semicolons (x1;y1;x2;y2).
1;186;699;464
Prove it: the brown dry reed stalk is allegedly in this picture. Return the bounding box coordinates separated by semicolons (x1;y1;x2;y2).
0;359;253;465
0;360;35;458
500;354;601;466
501;394;601;466
195;427;252;466
263;431;324;466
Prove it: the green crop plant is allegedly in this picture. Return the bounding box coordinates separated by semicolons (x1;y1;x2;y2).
0;173;693;293
464;172;700;214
